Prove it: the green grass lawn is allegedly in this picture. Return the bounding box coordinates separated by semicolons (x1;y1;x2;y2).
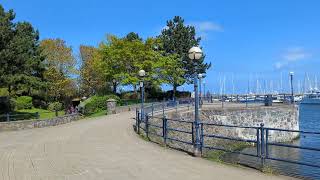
87;110;107;118
17;108;65;119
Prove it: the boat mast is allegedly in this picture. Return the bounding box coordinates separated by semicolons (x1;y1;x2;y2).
315;75;318;90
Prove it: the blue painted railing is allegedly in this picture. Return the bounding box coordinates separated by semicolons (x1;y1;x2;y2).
135;101;320;173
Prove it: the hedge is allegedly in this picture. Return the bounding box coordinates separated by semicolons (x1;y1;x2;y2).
83;95;120;115
15;96;33;110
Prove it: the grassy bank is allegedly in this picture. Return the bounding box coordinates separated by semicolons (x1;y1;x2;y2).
17;108;65;119
203;141;253;163
87;110;107;118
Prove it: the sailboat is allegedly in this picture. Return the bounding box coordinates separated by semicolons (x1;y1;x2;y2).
301;74;320;104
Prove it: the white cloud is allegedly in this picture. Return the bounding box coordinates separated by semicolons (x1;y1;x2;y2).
157;21;223;40
189;21;224;32
274;47;312;69
187;21;223;40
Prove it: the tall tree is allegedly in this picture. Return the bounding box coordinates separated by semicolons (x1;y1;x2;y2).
125;32;142;42
0;5;45;96
159;16;211;97
95;35;167;95
79;45;103;96
40;38;77;101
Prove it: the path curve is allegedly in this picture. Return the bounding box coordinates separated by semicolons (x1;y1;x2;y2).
0;111;291;180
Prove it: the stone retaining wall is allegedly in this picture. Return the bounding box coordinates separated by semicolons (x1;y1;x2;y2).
200;105;299;142
146;104;299;153
168;105;299;143
0;113;82;132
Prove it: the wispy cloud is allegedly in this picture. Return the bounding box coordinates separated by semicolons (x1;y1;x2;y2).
187;21;223;39
157;21;223;40
189;21;223;32
274;47;312;69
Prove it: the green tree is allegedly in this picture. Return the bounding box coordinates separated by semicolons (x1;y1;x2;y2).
95;35;167;95
0;5;45;96
125;32;142;42
40;38;77;101
159;16;211;97
79;45;104;96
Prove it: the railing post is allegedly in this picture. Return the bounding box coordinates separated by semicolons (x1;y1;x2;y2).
163;116;167;145
256;128;260;156
200;123;204;155
145;115;149;138
135;108;138;133
137;111;141;134
265;129;269;158
192;122;194;145
260;123;265;169
6;113;10;122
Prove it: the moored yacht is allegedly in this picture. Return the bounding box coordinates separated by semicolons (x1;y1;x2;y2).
301;89;320;104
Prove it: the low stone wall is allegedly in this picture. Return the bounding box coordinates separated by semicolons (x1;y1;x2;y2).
0;113;82;132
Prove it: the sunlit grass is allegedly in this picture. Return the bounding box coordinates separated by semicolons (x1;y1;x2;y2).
17;108;64;119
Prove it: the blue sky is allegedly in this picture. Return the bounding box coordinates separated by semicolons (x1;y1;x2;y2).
2;0;320;94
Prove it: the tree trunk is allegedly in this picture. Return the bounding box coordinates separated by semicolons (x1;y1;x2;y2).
27;87;31;96
173;84;177;101
8;85;11;96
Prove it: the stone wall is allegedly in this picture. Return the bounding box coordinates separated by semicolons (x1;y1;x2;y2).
172;105;299;142
0;113;82;132
201;105;299;142
145;104;299;153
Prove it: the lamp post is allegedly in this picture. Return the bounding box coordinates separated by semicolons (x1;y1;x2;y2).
198;74;203;107
188;46;203;157
112;79;117;94
290;72;294;104
139;70;146;120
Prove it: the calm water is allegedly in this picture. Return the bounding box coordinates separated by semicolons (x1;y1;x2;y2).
229;104;320;179
293;104;320;179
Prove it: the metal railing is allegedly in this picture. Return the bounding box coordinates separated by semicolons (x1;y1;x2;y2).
0;110;65;122
134;101;320;176
264;127;320;168
0;112;40;122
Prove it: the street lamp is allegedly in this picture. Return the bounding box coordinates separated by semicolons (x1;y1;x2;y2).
188;46;203;157
290;72;294;104
139;70;146;120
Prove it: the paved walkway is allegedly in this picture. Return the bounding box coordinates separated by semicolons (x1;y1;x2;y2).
0;111;292;180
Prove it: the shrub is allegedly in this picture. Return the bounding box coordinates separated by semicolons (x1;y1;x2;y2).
0;88;9;96
48;102;63;112
121;92;138;100
15;96;33;110
83;95;120;115
105;94;120;102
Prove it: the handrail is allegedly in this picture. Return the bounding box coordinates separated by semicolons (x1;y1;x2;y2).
135;99;320;175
